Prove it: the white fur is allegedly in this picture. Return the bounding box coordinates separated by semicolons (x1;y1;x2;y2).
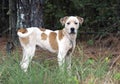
17;16;83;72
17;27;34;38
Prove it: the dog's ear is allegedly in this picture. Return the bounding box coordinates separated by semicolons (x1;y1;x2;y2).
76;16;84;25
60;16;69;26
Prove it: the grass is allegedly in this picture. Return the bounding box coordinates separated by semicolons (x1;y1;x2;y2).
0;47;119;84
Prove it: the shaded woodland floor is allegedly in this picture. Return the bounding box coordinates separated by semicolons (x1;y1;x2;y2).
0;34;120;68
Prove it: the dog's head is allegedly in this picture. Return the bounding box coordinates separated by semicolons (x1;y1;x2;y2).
60;16;84;34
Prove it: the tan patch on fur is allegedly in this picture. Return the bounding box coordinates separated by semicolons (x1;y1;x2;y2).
60;16;69;25
41;33;47;40
18;28;27;33
49;32;58;50
19;37;29;45
18;28;29;45
58;30;64;40
40;28;46;31
76;16;84;24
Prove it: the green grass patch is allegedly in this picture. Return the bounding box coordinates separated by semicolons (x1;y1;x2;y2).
0;48;119;84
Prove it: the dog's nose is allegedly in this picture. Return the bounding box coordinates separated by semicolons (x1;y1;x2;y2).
70;28;75;33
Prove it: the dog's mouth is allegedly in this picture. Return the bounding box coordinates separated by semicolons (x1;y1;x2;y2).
69;32;76;34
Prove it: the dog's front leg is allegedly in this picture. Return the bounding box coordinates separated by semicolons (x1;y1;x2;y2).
65;44;75;74
58;50;72;75
57;50;68;69
65;55;72;71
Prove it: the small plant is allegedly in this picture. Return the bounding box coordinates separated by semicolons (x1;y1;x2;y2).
113;73;120;80
87;39;94;46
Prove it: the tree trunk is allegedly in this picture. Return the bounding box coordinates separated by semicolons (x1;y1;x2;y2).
17;0;43;28
31;0;43;27
7;0;17;54
9;0;17;42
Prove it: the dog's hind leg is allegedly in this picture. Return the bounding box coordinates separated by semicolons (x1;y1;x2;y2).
20;46;36;72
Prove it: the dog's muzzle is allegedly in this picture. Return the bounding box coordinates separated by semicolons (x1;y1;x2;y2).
70;28;75;34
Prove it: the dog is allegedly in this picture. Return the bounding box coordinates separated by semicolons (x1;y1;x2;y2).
17;16;84;72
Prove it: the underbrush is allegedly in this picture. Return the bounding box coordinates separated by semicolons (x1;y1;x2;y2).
0;47;119;84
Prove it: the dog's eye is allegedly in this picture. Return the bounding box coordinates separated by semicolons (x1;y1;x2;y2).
67;22;70;25
75;22;78;25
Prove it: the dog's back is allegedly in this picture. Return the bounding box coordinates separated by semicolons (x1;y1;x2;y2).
17;27;59;53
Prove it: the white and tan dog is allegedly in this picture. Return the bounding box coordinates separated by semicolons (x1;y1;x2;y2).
17;16;84;72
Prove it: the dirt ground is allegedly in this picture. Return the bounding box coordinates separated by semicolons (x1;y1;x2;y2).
0;34;120;69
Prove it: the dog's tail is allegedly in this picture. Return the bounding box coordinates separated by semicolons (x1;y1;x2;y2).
17;28;33;38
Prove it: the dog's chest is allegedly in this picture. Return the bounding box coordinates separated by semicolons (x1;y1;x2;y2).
59;36;75;51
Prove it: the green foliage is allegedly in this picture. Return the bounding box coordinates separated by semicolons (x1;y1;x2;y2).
43;0;119;37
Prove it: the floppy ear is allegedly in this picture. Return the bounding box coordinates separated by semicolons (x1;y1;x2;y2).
76;16;84;25
60;16;68;26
